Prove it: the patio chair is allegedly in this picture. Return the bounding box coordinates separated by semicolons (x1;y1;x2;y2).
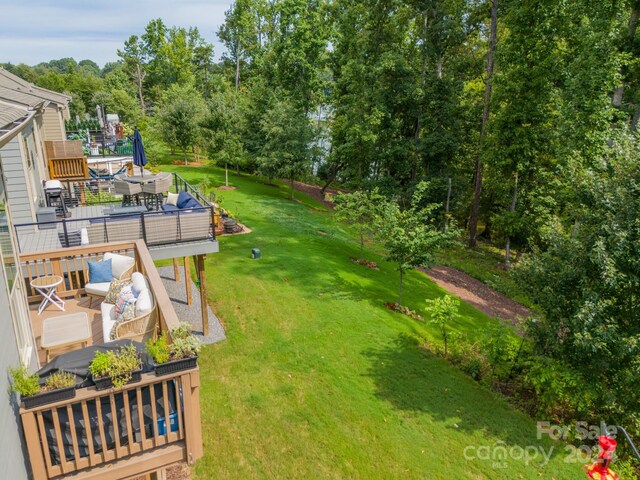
114;178;142;206
142;173;173;210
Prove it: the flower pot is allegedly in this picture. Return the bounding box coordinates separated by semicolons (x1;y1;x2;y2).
223;219;237;234
92;369;142;391
22;386;76;409
154;356;198;376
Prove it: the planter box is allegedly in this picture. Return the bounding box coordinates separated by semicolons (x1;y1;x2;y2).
154;356;198;376
92;369;142;391
22;386;76;409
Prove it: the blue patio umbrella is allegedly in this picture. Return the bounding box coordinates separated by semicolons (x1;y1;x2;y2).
132;127;148;176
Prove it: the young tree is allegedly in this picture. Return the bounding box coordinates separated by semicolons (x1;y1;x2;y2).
118;35;147;110
384;182;460;304
334;189;391;260
156;84;206;164
425;296;461;357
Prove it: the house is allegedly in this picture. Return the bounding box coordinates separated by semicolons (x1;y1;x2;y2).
0;73;208;480
0;67;71;226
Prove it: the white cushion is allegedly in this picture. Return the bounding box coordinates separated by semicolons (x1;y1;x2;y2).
101;302;117;343
166;191;179;206
136;288;153;315
85;282;111;296
104;252;135;279
131;272;148;296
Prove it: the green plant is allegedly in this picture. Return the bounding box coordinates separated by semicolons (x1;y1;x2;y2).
9;366;40;397
146;335;171;364
171;335;202;359
89;345;142;388
43;371;76;392
170;322;193;340
425;296;461;357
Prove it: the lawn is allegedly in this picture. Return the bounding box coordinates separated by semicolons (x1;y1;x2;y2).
161;164;579;479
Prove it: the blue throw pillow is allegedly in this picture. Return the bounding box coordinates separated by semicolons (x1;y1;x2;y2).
88;258;113;283
183;196;202;209
176;190;192;209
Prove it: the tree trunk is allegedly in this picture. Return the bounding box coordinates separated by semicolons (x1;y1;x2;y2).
444;177;452;231
504;171;518;270
235;42;241;93
290;176;295;200
135;64;145;110
225;162;229;187
359;232;364;260
184;148;188;166
398;269;404;305
468;0;498;248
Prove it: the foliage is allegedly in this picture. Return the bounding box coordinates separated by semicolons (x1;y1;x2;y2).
334;189;391;259
425;296;461;357
383;182;460;304
146;335;171;364
9;366;40;397
43;371;76;392
155;83;206;163
171;335;203;359
89;345;142;388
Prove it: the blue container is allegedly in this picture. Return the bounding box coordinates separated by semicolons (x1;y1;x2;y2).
157;411;179;435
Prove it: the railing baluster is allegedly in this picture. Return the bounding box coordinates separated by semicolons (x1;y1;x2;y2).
150;383;161;447
109;393;124;458
80;400;100;465
51;407;71;474
36;410;57;477
93;398;111;463
122;391;136;455
65;404;84;470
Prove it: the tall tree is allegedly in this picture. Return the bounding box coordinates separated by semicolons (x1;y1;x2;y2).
118;35;147;110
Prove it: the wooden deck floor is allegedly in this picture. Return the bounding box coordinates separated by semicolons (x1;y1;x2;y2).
29;296;104;365
17;205;113;253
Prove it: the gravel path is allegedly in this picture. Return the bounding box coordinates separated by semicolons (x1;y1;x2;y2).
419;265;530;324
158;266;226;345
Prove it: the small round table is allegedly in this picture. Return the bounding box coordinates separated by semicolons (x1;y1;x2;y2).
30;275;65;315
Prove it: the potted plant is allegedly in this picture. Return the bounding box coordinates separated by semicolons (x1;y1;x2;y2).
89;345;143;390
146;322;202;376
10;367;76;409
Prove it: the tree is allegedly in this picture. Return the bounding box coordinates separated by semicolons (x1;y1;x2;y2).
334;189;391;260
156;84;206;163
515;131;640;427
257;93;314;197
384;182;460;304
468;0;499;248
118;35;147;109
202;88;245;186
425;296;461;357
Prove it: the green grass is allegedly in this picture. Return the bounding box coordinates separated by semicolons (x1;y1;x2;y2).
161;164;578;479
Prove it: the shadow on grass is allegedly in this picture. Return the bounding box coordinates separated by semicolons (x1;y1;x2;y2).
364;334;567;460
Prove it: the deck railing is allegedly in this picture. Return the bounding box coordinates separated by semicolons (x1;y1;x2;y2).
18;240;202;479
13;173;217;253
20;369;203;480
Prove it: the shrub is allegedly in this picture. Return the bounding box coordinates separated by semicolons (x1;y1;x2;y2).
171;335;202;359
425;296;461;357
9;366;40;397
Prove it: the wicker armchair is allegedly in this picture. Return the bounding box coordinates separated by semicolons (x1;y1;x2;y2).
86;253;136;307
114;178;142;206
142;173;173;210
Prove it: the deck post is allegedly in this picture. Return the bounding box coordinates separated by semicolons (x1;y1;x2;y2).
173;258;180;282
197;254;208;336
184;257;192;305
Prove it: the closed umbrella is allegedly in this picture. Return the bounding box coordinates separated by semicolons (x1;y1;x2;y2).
132;127;148;176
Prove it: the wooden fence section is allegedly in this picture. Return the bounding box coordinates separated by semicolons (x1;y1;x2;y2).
21;369;203;480
44;140;88;179
19;240;181;333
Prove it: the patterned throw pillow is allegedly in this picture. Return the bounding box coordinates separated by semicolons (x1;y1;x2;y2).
111;300;137;339
114;286;135;317
104;278;131;304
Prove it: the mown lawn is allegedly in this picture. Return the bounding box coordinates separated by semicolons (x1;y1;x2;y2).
161;164;578;479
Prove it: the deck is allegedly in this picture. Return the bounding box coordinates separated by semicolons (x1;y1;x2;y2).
29;296;103;365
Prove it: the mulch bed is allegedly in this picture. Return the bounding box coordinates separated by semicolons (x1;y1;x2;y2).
418;265;530;325
350;258;379;269
216;186;237;190
385;302;424;321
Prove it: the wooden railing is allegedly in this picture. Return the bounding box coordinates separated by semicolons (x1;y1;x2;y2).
19;240;181;332
45;140;89;180
20;369;203;480
48;156;89;179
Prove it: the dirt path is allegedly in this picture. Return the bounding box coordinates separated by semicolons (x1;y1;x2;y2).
419;265;530;325
287;180;339;208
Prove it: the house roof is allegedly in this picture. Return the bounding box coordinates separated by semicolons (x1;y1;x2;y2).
0;67;71;108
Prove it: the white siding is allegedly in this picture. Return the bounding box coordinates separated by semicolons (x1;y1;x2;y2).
0;137;36;225
41;107;65;141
